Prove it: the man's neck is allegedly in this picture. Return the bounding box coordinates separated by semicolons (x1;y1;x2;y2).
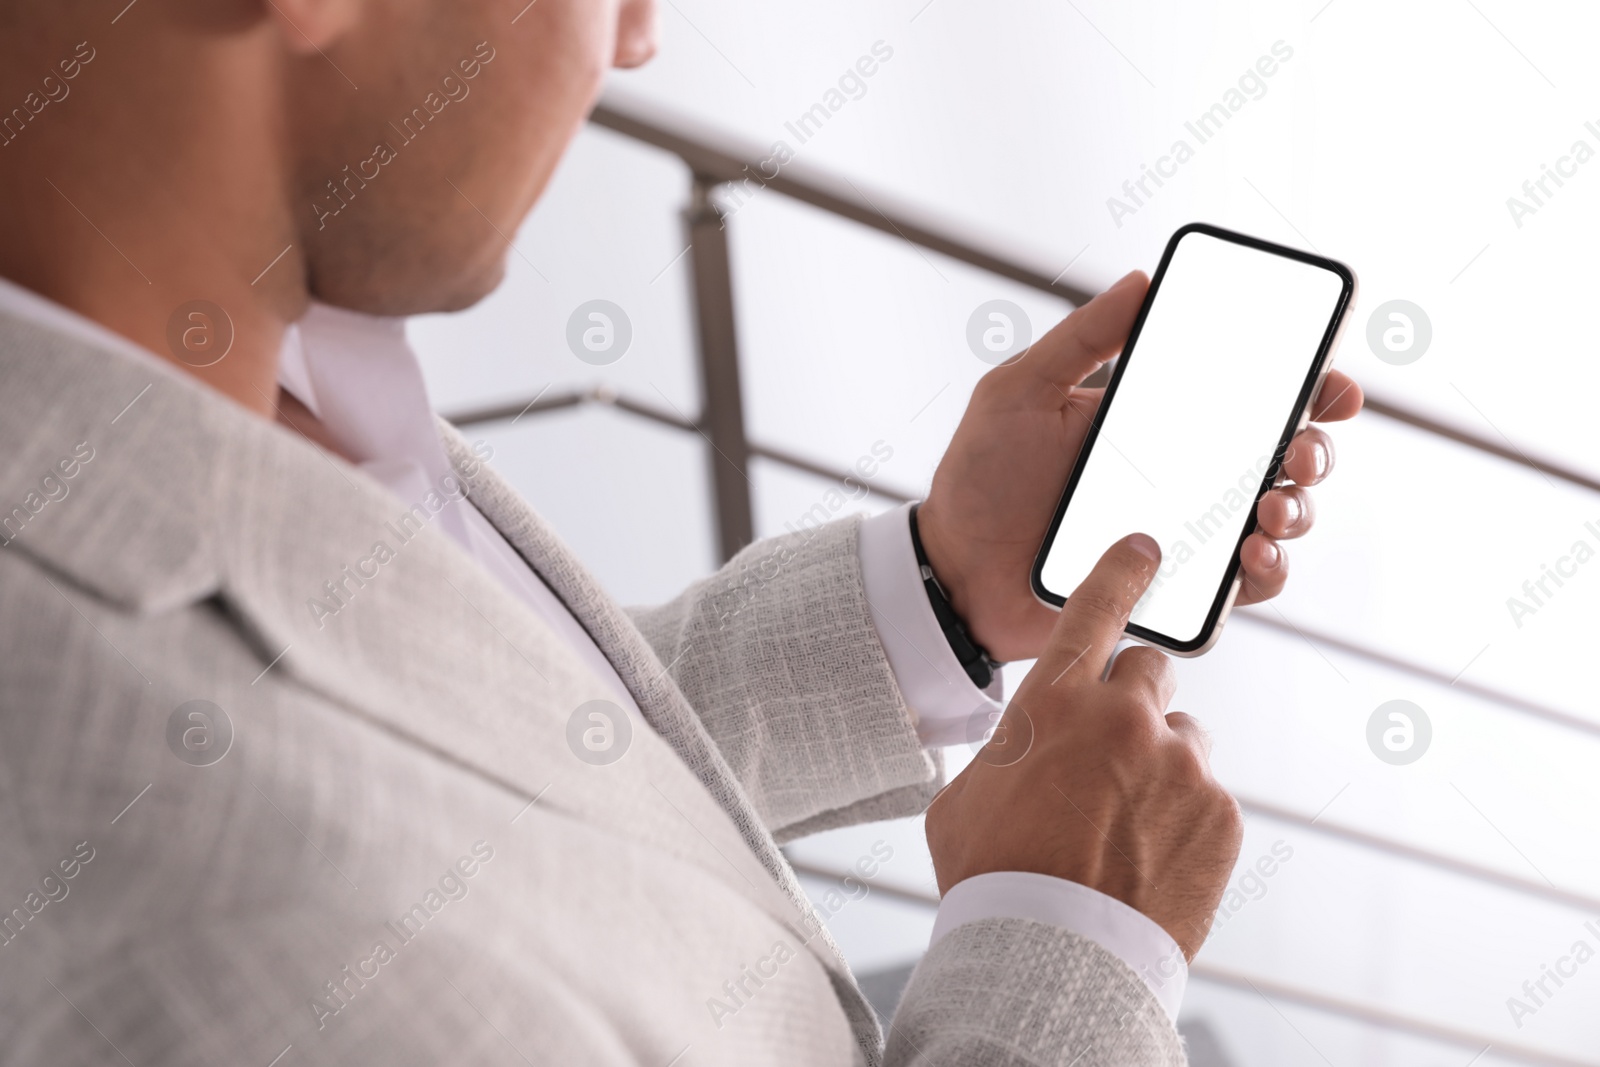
0;21;306;418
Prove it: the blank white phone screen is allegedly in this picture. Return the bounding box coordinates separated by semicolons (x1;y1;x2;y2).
1037;230;1346;646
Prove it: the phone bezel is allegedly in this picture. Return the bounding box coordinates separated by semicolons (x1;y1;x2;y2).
1029;222;1357;656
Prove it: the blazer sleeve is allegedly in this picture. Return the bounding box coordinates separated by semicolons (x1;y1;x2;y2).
626;514;943;842
884;919;1187;1066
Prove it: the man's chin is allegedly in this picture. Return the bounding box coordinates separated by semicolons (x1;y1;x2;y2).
432;257;507;314
307;254;507;319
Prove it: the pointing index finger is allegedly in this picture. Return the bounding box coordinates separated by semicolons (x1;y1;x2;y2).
1041;533;1161;685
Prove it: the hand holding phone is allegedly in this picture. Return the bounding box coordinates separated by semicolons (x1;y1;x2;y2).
1032;223;1357;655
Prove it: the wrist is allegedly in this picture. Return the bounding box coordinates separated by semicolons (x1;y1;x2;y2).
910;499;975;623
912;498;1057;663
913;499;1015;658
909;503;1000;690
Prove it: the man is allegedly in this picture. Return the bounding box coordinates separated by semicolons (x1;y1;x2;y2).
0;1;1361;1063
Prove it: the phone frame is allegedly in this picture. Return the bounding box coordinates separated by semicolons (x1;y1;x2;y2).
1029;222;1357;656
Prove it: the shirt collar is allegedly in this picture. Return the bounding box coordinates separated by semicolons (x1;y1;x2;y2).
276;303;470;544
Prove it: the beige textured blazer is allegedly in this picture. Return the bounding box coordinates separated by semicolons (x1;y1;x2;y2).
0;308;1183;1065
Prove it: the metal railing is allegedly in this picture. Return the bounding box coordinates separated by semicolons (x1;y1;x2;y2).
446;96;1600;1065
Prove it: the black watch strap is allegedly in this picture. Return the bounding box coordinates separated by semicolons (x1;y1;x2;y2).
908;504;1001;690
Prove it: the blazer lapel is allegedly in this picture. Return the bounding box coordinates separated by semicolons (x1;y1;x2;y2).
216;409;830;952
435;422;884;1041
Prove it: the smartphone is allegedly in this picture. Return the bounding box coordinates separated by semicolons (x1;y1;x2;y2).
1031;223;1356;655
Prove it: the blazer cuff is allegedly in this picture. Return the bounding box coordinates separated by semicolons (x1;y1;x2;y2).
932;872;1187;1022
888;917;1185;1066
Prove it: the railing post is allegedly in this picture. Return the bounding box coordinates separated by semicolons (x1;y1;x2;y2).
684;175;755;564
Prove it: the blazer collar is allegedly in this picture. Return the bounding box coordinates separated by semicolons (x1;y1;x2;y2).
0;304;225;612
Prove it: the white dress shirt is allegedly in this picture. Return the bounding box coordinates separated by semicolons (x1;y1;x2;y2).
0;279;1185;1021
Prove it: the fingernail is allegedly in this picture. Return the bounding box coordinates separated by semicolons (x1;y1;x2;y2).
1262;540;1282;568
1282;494;1303;526
1314;443;1331;479
1127;533;1161;562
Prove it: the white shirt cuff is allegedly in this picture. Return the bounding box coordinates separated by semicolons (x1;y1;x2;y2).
857;503;1002;748
932;872;1187;1022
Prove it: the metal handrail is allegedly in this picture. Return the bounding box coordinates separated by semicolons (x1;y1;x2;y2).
589;96;1095;306
1235;794;1600;916
446;384;924;501
1234;610;1600;742
1363;393;1600;495
456;96;1600;504
586;94;1596;497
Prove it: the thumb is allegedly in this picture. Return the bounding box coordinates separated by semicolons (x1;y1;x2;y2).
1038;533;1161;685
1024;270;1148;386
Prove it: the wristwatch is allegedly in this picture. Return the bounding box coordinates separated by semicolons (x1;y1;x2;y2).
908;503;1002;691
